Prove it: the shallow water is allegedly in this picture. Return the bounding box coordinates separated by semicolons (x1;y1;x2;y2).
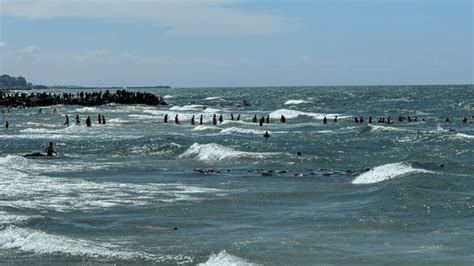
0;85;473;265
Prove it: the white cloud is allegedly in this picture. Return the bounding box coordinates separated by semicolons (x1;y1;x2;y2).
19;45;40;54
0;41;7;48
0;0;296;37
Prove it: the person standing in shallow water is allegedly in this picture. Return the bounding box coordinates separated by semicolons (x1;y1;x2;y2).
164;114;168;123
45;142;57;156
86;116;92;127
75;114;80;124
323;116;327;124
98;114;102;124
200;115;203;125
5;121;9;129
213;114;217;125
264;131;270;138
280;115;286;123
101;115;106;124
191;115;195;125
64;115;69;126
175;114;180;124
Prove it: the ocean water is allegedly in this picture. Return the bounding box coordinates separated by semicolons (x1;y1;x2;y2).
0;85;473;265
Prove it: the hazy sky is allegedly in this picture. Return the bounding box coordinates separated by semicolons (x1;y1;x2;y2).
0;0;472;87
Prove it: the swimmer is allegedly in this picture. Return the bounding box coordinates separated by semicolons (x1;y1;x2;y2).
252;115;258;123
280;115;286;123
323;116;327;124
86;116;91;127
45;142;57;156
264;131;270;138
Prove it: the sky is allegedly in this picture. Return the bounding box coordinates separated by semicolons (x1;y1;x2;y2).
0;0;472;87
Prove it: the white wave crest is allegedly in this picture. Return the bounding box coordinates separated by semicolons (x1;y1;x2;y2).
351;162;432;184
0;226;191;263
268;109;338;120
163;95;173;99
198;250;259;266
204;96;221;100
170;105;205;111
219;127;286;135
453;133;474;139
367;124;410;133
179;143;277;162
193;125;219;131
284;99;309;105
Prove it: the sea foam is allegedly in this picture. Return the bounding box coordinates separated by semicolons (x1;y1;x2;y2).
268;109;338;120
179;143;277;162
351;162;432;184
284;99;309;105
198;250;259;266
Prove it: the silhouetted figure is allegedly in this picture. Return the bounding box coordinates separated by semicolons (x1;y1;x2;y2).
252;115;258;123
200;115;203;125
445;117;450;122
280;115;286;123
218;115;223;124
259;116;264;126
334;116;338;122
231;113;234;121
86;116;91;127
39;108;42;114
387;117;391;124
175;114;180;124
323;116;327;124
463;117;468;123
164;114;168;123
414;116;418;122
64;115;69;126
297;152;302;156
45;142;56;156
101;115;106;124
53;108;57;113
236;114;241;121
98;114;102;124
266;115;270;124
398;116;404;122
213;114;217;125
354;117;359;123
369;116;372;124
191;115;195;125
359;117;364;123
75;114;80;124
264;131;270;138
5;121;9;129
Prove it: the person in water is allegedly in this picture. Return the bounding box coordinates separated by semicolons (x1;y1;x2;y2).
218;115;223;124
200;114;203;125
101;115;106;124
98;114;102;124
45;142;57;156
5;121;9;129
264;131;270;138
191;115;195;125
252;115;258;123
175;114;180;124
334;116;338;122
323;116;327;124
259;116;264;126
236;114;241;121
231;113;234;121
266;115;270;124
280;115;286;123
64;115;69;126
213;114;217;125
75;114;80;124
86;116;92;127
164;114;168;123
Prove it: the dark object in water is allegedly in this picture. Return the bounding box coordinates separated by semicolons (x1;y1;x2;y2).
24;152;47;158
264;131;270;138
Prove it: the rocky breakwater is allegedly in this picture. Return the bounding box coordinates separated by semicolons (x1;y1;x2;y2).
0;90;167;107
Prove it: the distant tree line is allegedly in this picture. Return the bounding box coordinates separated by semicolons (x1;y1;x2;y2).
0;74;47;90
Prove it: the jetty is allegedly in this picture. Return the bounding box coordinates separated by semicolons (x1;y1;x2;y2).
0;90;167;107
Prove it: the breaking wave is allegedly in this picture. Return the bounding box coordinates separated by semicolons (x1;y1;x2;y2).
268;109;338;120
284;100;309;105
198;250;259;266
179;143;278;162
351;162;433;184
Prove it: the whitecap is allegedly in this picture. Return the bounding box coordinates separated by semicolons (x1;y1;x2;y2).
453;133;474;139
366;124;411;133
351;162;433;184
198;250;259;266
268;109;338;120
218;127;287;135
284;99;309;105
179;143;278;162
170;105;205;111
163;95;173;99
0;226;192;263
204;96;221;100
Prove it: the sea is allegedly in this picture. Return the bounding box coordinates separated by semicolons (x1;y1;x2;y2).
0;85;473;265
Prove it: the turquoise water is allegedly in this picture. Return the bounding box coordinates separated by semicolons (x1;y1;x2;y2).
0;85;473;265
